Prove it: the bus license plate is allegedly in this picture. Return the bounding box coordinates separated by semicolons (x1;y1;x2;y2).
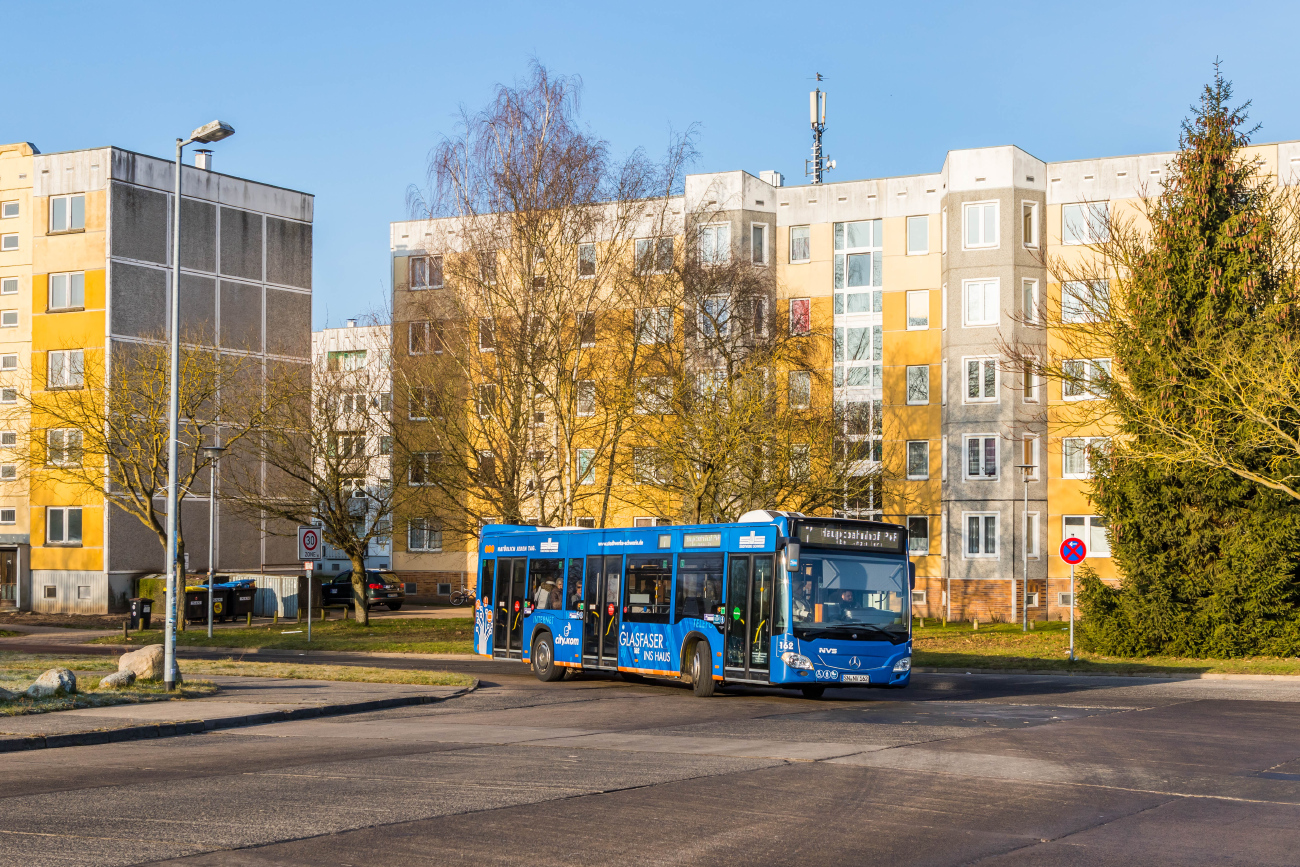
841;674;871;683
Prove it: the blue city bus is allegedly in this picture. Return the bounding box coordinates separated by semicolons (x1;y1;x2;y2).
472;510;914;697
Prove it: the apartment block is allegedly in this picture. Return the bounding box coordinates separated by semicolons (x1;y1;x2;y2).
0;141;313;613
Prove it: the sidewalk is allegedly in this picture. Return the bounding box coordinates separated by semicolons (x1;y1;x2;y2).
0;674;474;753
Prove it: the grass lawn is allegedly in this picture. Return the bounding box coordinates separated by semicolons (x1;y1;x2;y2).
913;619;1300;676
0;630;18;638
92;616;475;654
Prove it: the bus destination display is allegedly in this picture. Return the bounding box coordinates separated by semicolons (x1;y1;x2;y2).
796;522;904;553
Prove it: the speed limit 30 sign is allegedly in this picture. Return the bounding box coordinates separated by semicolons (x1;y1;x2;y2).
298;526;322;560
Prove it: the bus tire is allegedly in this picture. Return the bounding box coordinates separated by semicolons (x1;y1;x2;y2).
532;632;564;682
800;685;825;699
690;641;716;697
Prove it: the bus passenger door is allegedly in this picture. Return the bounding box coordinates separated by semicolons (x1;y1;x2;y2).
583;555;622;668
749;555;775;679
724;554;774;681
725;556;750;678
493;557;527;659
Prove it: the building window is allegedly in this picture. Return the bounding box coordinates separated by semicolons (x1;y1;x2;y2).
1058;592;1074;607
409;255;443;289
789;298;811;335
789;226;810;263
833;219;882;315
408;321;431;354
44;585;56;598
49;194;85;233
633;447;669;484
1022;434;1040;480
1063;436;1109;479
635;377;671;415
751;223;768;265
1;311;17;328
906;441;929;480
0;464;15;480
1023;201;1039;247
0;508;13;524
575;517;596;528
907;516;929;555
906;289;928;329
788;370;811;409
634;307;672;344
1061;280;1110;323
47;350;84;389
699;294;730;338
964;512;998;558
789;443;810;479
478;318;495;351
0;388;13;404
326;350;366;371
1022;279;1039;324
0;431;14;447
0;201;17;219
0;234;16;252
577;448;595;485
1024;511;1040;558
571;380;595;417
47;429;83;466
963;201;998;249
632;517;659;528
46;506;82;545
941;207;947;254
1063;202;1109;245
476;383;496;418
1023;362;1039;402
379;435;392;456
964;435;998;479
577;311;596;346
0;278;15;295
906;365;929;405
906;215;928;255
408;386;434;420
1063;358;1112;400
699;224;731;265
1064;515;1111;557
833;324;883;389
48;272;85;311
408;452;439;486
965;357;998;403
578;243;596;277
635;237;674;274
408;518;442;552
963;279;999;327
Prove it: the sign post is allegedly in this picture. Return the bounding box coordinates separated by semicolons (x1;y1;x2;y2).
1059;537;1087;661
298;526;322;644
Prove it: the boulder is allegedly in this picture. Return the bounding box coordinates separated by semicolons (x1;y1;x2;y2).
0;686;17;701
97;670;136;690
119;645;165;681
26;668;76;699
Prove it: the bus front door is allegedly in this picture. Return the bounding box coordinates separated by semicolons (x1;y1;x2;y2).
493;557;528;659
724;554;775;681
582;555;622;668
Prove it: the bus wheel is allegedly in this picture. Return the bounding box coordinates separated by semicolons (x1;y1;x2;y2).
532;633;564;682
800;685;826;699
690;642;716;697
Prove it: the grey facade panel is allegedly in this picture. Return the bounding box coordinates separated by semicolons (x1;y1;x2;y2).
265;289;310;357
219;509;263;571
110;183;169;265
219;207;263;280
266;217;312;289
219;281;262;352
180;273;216;345
109;262;167;338
180;198;217;273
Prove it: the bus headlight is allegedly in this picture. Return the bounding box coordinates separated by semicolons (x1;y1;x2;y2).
781;652;813;670
892;656;912;674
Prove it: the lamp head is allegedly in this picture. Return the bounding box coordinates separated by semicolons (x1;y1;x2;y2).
203;445;227;459
190;120;235;144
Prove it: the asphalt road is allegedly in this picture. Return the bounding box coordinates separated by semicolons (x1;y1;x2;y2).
2;659;1299;866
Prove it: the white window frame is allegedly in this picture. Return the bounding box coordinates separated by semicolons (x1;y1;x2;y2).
698;223;731;265
906;441;929;480
0;508;14;525
408;452;438;486
1022;279;1039;324
906;289;928;330
47;349;84;389
634;237;674;274
1062;280;1109;323
0;234;16;252
1022;361;1039;403
1;311;17;328
940;435;947;481
1022;434;1040;481
906;215;928;255
788;370;811;410
1063;515;1111;557
0;201;17;219
576;380;596;417
0;431;14;448
635;306;672;345
699;294;730;338
1062;436;1109;479
48;194;85;233
408;321;430;355
0;464;15;480
408;254;443;290
0;278;16;295
789;443;810;480
635;377;672;415
907;515;930;555
962;278;999;327
963;434;999;480
1022;201;1039;248
47;272;85;311
788;298;811;335
577;243;597;278
964;356;999;404
1062;202;1110;246
962;200;999;249
941;207;948;254
1058;592;1074;608
577;448;596;485
1024;511;1040;559
46;505;82;546
963;511;999;559
941;359;947;405
407;518;443;552
45;428;83;468
750;222;768;265
1063;358;1112;400
905;365;929;406
789;225;811;263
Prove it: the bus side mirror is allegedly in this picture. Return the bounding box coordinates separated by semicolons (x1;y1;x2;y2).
784;541;800;572
909;562;916;590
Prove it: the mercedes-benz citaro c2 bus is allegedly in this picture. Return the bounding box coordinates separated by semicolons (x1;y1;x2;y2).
471;510;914;697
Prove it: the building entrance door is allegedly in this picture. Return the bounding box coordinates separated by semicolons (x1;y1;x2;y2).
0;549;14;608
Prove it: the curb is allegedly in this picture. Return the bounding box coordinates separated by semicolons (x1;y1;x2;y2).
915;666;1300;681
0;682;477;754
3;643;481;662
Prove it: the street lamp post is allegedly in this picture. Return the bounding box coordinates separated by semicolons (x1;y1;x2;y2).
1014;462;1034;633
163;120;235;692
203;444;226;639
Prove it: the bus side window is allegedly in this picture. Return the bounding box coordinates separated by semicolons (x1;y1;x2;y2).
675;554;724;623
565;558;584;610
480;560;495;609
528;558;564;610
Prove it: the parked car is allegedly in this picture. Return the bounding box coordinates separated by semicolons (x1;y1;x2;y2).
321;571;406;610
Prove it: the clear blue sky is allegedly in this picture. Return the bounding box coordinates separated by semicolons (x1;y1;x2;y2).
6;1;1298;329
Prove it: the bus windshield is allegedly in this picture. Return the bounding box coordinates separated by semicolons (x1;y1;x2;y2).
791;551;908;643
